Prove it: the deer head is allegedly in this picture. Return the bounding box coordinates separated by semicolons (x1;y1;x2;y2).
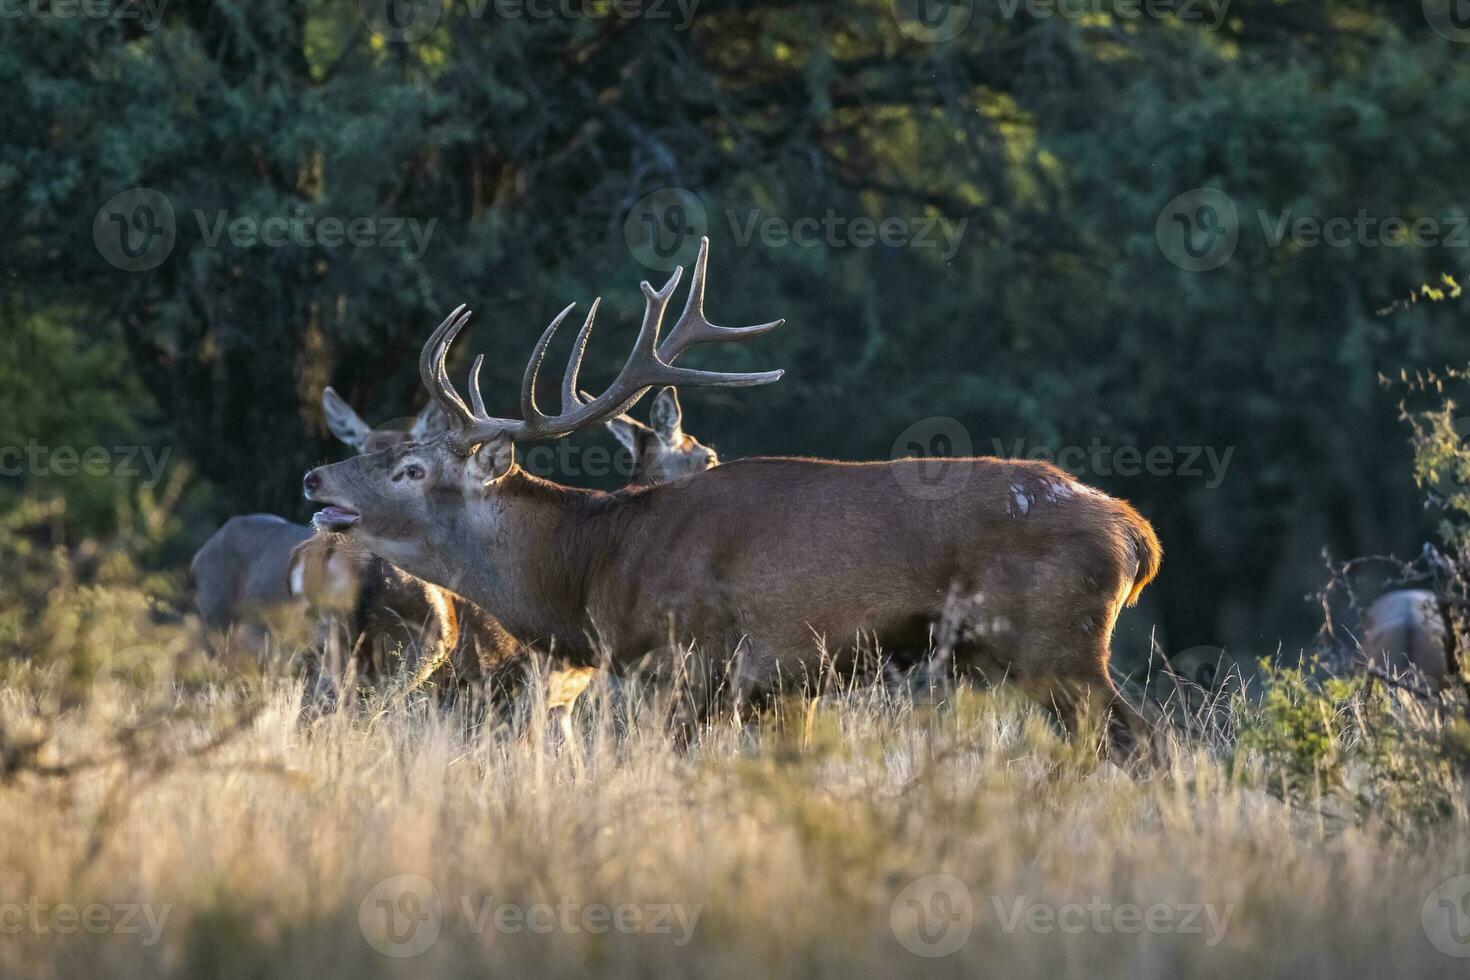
606;387;718;486
301;239;783;591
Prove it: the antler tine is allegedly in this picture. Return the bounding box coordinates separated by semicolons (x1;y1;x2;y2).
418;305;477;426
656;237;786;364
513;251;783;440
436;310;477;422
519;302;578;427
418;303;463;395
559;299;601;414
631;266;684;366
468;355;488;417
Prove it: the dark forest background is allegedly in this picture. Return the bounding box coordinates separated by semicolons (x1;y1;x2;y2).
4;0;1470;664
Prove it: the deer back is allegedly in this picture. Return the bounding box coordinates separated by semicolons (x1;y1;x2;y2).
192;515;314;629
1363;589;1451;692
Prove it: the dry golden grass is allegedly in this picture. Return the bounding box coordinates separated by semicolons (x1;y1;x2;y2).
2;642;1470;980
2;537;1467;977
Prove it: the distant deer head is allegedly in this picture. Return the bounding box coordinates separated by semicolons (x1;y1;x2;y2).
321;387;449;454
606;387;718;485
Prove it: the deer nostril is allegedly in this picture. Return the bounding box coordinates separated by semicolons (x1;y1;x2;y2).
303;470;322;495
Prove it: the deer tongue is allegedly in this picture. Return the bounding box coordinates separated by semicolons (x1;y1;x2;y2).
312;506;361;531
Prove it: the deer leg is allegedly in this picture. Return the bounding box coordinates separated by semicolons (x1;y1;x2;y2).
1016;668;1149;763
667;647;720;745
1005;602;1147;762
546;665;596;742
661;640;762;744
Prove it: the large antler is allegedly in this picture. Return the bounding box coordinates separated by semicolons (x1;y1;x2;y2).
421;238;784;453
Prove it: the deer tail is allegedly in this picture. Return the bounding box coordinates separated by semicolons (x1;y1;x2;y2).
1122;507;1162;608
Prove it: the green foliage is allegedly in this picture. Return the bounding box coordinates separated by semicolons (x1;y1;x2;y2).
1235;660;1470;830
1352;697;1470;829
0;308;158;534
0;477;191;664
1403;388;1470;550
3;1;1469;657
1236;662;1361;798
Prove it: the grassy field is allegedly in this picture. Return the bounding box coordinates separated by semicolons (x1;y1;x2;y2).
0;530;1465;978
4;603;1470;980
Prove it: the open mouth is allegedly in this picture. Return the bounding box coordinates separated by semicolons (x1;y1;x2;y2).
311;504;362;533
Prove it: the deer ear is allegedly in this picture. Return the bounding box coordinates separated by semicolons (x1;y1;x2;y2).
409;401;450;441
649;387;683;445
321;387;372;452
465;433;515;486
605;414;650;456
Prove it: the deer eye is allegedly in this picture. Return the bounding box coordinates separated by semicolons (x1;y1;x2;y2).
394;463;426;483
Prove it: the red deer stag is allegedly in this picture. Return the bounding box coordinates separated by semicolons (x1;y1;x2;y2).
302;240;1161;754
